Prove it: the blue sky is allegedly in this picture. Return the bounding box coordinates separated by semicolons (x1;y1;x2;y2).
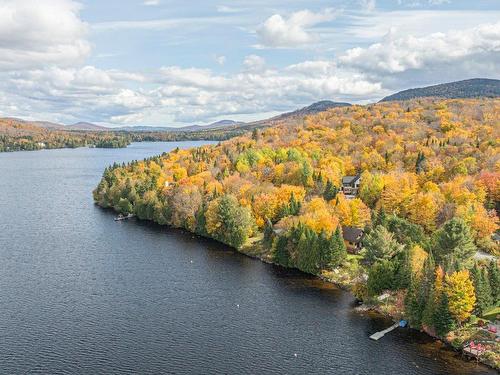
0;0;498;127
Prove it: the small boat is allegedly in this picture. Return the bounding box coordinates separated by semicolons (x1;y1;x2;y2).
114;213;134;221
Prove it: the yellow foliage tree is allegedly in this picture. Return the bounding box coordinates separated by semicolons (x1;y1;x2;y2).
445;270;476;324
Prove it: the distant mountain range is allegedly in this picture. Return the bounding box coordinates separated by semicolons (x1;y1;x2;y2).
3;78;499;133
380;78;500;102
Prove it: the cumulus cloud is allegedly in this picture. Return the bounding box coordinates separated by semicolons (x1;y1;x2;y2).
339;22;500;75
243;55;266;72
0;0;90;70
256;9;336;48
359;0;376;12
150;61;382;122
0;1;497;127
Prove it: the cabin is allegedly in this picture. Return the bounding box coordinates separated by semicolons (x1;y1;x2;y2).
341;174;361;197
342;226;364;253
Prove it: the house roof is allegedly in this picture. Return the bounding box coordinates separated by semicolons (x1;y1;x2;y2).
342;175;361;185
342;226;364;243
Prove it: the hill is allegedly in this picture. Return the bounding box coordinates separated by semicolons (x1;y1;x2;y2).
67;122;109;131
269;100;351;121
380;78;500;102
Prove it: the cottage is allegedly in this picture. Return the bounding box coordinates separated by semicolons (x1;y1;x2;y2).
342;226;364;253
341;174;361;197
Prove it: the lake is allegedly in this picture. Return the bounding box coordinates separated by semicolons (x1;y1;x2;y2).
0;142;494;374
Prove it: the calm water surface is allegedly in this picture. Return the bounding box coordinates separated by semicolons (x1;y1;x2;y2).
0;142;494;374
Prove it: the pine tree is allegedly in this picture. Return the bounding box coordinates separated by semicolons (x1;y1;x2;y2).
330;226;347;267
433;218;476;269
487;260;500;304
195;204;207;236
434;293;455;337
404;275;425;328
323;180;338;201
478;268;493;315
263;218;274;246
415;151;426;174
318;230;331;270
273;235;290;267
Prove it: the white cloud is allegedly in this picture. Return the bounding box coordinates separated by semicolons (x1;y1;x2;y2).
0;0;90;70
359;0;376;12
143;0;160;5
256;9;336;48
243;55;266;72
339;21;500;75
214;55;226;66
216;5;244;13
151;62;382;122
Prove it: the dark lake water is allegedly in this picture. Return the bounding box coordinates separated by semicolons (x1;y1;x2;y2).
0;142;494;374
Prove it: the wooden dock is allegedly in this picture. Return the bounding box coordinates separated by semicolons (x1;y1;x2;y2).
370;323;399;340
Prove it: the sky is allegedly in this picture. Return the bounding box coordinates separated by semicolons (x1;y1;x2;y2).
0;0;499;127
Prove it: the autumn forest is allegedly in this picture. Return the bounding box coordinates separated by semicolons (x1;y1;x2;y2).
94;98;500;368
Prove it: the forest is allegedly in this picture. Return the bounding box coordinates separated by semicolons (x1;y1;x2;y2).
0;118;247;152
93;98;499;368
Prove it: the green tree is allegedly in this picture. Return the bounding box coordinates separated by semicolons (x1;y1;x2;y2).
471;264;493;315
487;260;500;304
433;293;455;337
323;180;338;201
330;227;347;267
405;275;426;328
433;218;476;269
116;197;133;214
205;194;255;248
385;215;427;247
363;225;404;264
296;227;320;274
263;218;274;246
367;260;396;296
273;235;290;267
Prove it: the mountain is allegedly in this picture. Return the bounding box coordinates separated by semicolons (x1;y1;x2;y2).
380;78;500;102
114;119;245;132
273;100;351;120
0;101;349;134
67;122;109;131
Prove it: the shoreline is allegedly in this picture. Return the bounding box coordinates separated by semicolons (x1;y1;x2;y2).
109;211;498;371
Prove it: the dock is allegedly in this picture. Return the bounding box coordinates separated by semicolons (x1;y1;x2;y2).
114;213;135;221
369;323;399;340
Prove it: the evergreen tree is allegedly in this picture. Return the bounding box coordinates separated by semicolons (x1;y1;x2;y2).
487;260;500;304
296;227;320;274
472;265;493;315
394;247;412;289
363;225;404;264
373;208;387;227
273;235;290;267
433;218;476;269
116;197;133;214
323;180;338;201
263;218;274;246
415;151;426;174
318;230;331;269
385;215;427;247
288;193;301;216
434;293;455;337
405;275;425;328
331;227;347;267
367;260;396;296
